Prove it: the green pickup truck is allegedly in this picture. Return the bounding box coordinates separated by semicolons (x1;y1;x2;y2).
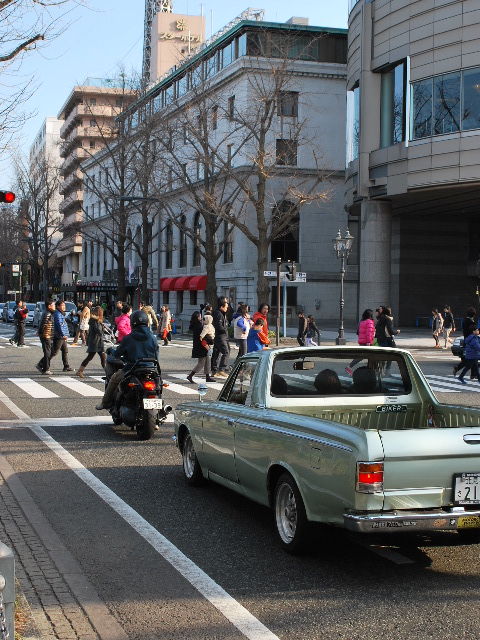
174;347;480;552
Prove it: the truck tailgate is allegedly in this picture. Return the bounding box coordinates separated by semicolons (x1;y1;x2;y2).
378;428;480;510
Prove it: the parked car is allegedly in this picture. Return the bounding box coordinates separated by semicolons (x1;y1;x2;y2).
25;303;36;325
2;301;16;323
174;346;480;553
0;303;5;318
32;302;45;328
451;336;465;358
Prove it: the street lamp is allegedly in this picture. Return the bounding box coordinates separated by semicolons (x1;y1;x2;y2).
333;228;354;345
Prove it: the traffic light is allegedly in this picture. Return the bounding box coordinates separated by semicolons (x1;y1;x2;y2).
0;191;15;204
286;262;297;281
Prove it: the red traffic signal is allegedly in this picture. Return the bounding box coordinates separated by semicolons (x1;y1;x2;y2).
0;191;15;203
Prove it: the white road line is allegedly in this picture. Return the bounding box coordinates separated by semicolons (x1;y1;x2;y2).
0;389;279;640
50;376;104;397
87;376;106;382
8;377;59;399
429;386;460;393
426;376;480;393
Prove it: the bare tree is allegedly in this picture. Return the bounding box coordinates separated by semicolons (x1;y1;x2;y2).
149;32;332;304
0;0;88;152
12;150;63;299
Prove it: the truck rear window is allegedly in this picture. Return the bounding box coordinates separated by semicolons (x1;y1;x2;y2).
271;352;412;397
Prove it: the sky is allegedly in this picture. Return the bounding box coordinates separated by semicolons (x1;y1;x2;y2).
2;0;348;186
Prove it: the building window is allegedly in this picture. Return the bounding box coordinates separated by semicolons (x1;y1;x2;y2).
90;241;94;277
434;72;461;135
96;242;100;276
278;91;298;117
90;140;96;149
380;61;406;148
212;105;218;130
90;119;96;127
177;291;184;314
83;244;88;277
116;98;123;107
227;144;234;168
190;290;198;306
463;68;480;130
165;223;173;269
346;85;360;163
163;291;170;305
270;201;299;262
193;211;201;267
228;96;235;121
179;215;187;267
276;139;297;166
90;98;96;106
223;221;233;263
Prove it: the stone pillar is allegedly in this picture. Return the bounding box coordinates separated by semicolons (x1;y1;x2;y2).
358;199;392;316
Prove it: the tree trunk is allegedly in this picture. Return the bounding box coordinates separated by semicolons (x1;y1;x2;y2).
204;216;218;304
256;241;270;307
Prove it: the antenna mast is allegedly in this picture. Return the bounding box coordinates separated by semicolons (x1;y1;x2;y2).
142;0;173;88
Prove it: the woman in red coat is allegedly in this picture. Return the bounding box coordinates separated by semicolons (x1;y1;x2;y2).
252;303;270;346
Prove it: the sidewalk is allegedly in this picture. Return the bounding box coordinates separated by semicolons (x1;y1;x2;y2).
0;453;127;640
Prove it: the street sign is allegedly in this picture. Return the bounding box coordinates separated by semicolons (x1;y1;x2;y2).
12;264;19;273
279;272;307;283
263;270;276;276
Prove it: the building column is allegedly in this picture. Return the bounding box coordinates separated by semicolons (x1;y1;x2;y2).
358;199;392;316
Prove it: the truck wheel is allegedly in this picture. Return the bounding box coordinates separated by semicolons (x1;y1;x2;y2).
136;410;156;440
274;472;308;554
182;430;203;486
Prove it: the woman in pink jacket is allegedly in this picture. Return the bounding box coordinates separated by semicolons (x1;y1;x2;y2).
358;308;375;345
115;304;132;343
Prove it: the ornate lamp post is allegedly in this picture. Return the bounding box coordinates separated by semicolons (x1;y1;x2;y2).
333;229;354;345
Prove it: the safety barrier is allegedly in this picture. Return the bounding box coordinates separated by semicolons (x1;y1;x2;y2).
0;542;14;639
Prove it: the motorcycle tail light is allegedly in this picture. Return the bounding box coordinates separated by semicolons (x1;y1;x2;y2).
356;462;384;494
143;380;156;391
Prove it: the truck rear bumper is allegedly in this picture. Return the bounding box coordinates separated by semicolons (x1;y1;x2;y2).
344;507;480;533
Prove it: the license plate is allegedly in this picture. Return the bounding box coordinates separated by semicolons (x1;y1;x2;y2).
143;398;162;410
453;472;480;505
457;515;480;529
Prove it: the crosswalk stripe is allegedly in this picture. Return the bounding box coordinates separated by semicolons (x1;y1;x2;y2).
168;373;224;391
163;380;199;395
429;385;460;393
88;376;106;382
8;377;59;398
50;376;104;397
425;375;480;393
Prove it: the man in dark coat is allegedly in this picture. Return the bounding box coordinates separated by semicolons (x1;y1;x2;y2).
297;311;307;346
211;297;230;377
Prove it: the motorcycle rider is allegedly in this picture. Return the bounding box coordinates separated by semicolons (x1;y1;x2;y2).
96;309;159;410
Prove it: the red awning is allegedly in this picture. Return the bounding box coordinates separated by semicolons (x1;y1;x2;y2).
160;277;176;291
173;276;193;291
187;275;207;291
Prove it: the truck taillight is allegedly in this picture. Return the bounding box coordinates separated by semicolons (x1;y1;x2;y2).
356;462;384;493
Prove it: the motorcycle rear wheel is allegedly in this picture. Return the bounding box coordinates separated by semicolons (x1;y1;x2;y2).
136;409;156;440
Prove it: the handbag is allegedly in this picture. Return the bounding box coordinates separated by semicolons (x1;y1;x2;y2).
80;319;88;331
167;330;172;341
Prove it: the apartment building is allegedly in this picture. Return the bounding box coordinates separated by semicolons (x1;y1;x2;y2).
346;0;480;324
57;79;137;296
82;15;351;323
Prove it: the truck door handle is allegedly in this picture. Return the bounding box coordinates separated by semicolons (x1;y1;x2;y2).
463;434;480;444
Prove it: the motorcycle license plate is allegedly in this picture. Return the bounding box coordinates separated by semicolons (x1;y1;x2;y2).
453;472;480;505
143;399;163;410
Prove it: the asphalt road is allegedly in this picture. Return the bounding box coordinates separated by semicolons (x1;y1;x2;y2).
0;323;479;640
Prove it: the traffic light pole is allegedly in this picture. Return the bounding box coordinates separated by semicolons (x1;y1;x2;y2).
276;258;281;347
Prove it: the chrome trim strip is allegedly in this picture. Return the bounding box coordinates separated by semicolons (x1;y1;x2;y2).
202;413;354;452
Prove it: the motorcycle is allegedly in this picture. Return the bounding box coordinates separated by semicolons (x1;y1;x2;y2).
105;350;172;440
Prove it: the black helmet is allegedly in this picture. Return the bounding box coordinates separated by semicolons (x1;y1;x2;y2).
130;309;149;328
